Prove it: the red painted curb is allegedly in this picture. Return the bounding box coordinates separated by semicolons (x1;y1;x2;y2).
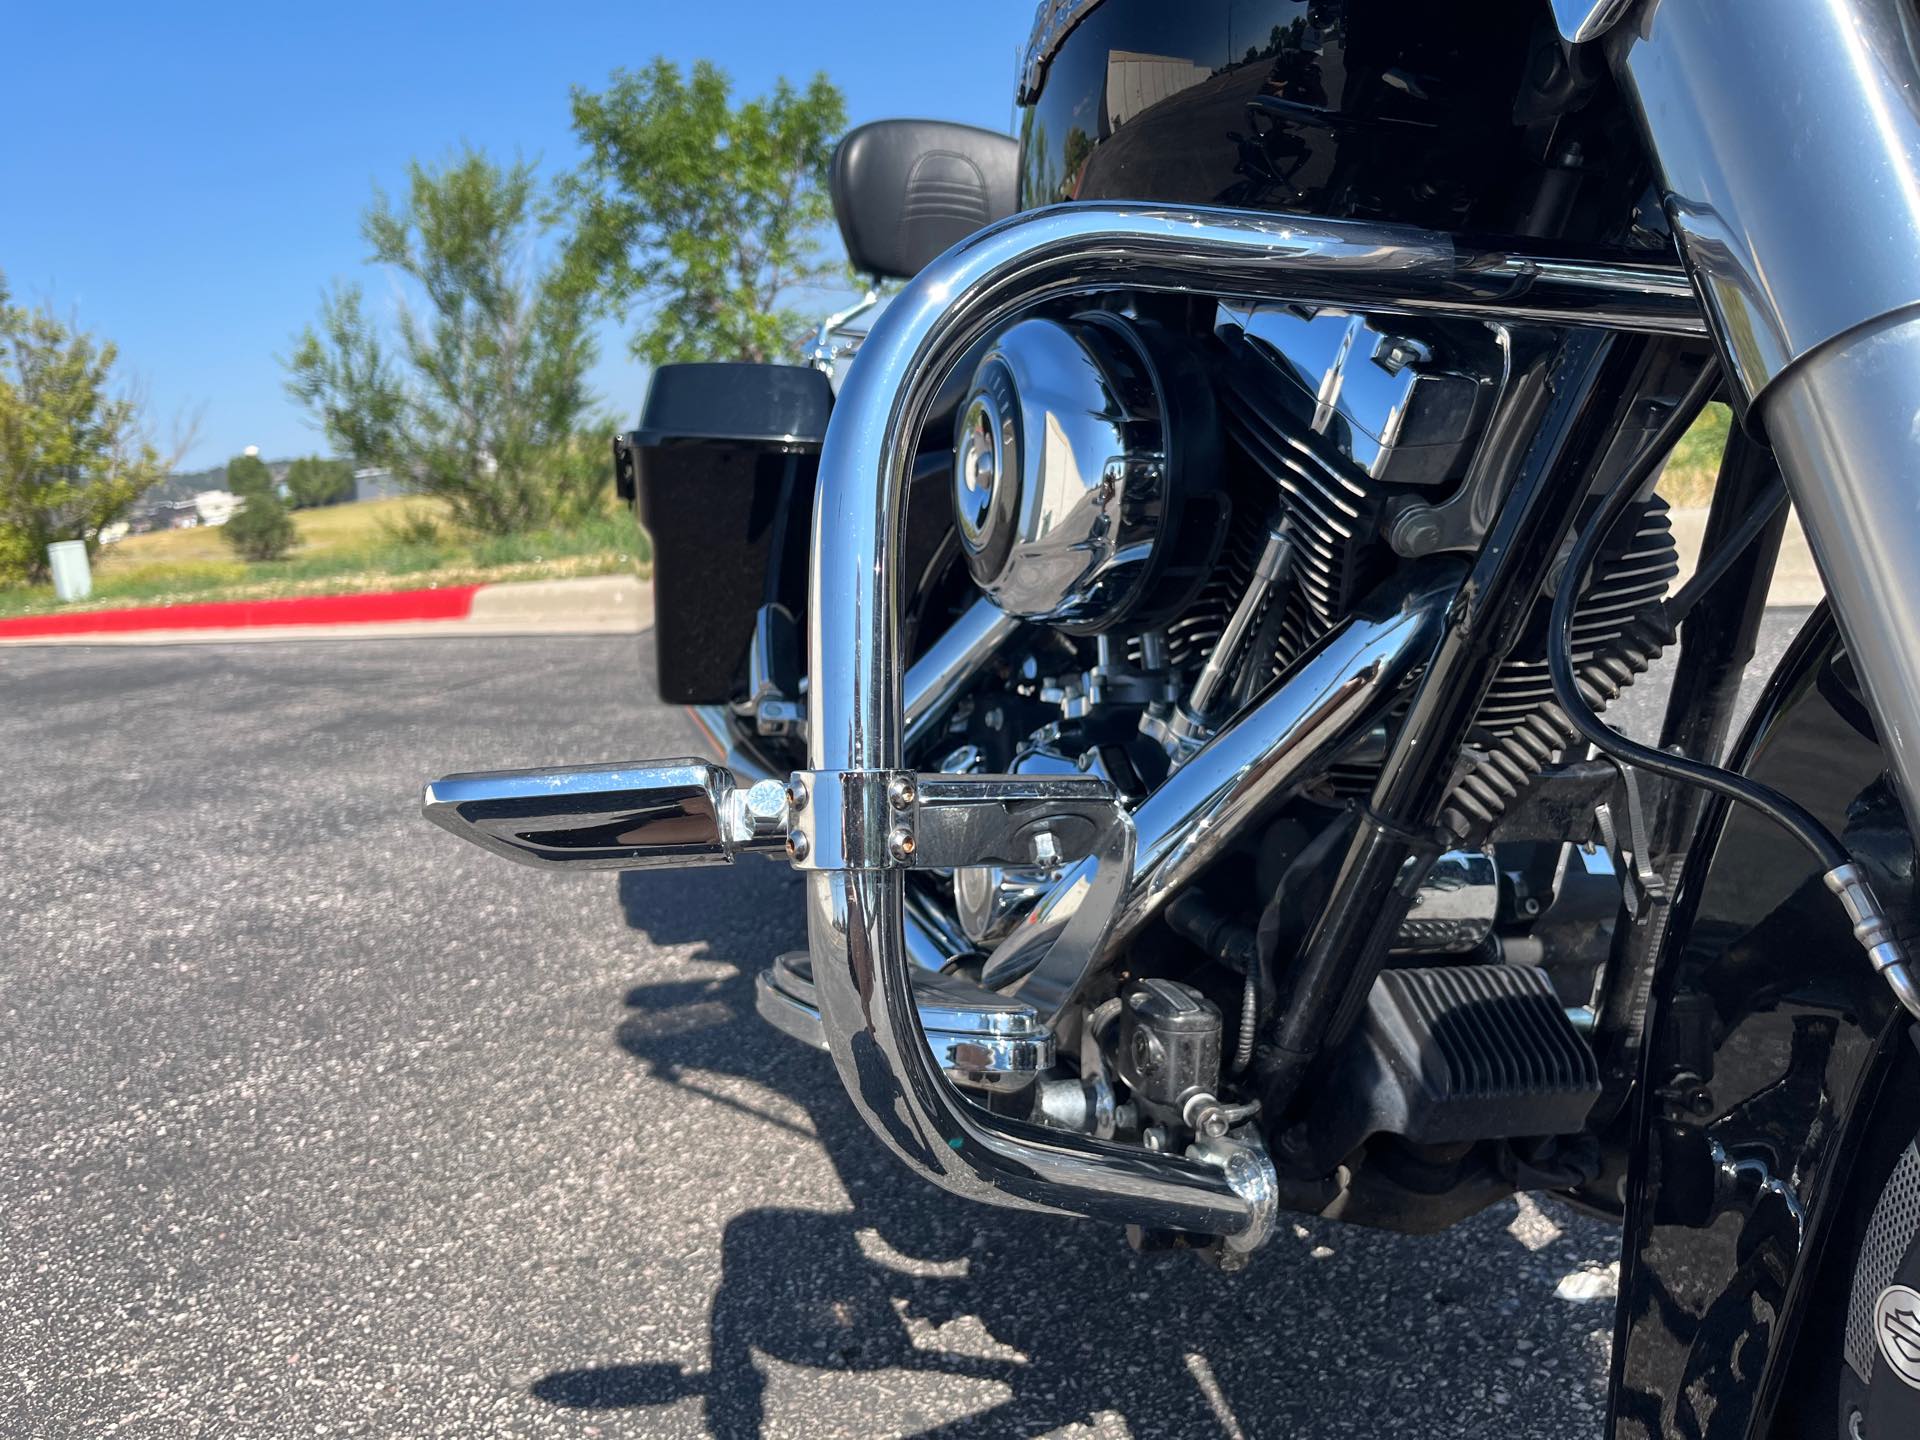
0;584;483;639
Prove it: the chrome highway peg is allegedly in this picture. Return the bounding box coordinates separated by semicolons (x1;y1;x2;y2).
423;759;1123;877
421;759;790;872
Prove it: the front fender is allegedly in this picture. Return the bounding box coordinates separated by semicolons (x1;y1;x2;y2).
1608;604;1916;1438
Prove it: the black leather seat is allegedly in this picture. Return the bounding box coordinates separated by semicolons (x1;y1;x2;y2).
829;119;1021;280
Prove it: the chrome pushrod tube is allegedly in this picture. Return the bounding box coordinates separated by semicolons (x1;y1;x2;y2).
978;564;1462;1020
1613;0;1920;826
802;201;1683;1245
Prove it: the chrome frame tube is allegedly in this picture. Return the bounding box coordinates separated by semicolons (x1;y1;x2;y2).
802;201;1700;1245
1614;0;1920;822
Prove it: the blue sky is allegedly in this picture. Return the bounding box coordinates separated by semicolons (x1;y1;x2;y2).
1;3;1024;469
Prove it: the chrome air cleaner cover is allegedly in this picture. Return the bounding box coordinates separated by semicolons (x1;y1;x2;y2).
953;311;1226;634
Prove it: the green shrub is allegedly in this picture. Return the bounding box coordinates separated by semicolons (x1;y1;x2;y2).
377;507;444;549
223;492;297;562
225;452;274;498
284;456;355;509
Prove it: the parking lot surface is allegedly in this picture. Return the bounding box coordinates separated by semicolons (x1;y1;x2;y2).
0;620;1803;1436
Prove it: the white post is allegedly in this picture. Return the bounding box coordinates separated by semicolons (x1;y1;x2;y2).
47;540;92;602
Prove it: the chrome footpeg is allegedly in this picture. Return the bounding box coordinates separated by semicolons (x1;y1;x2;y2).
422;759;793;870
422;758;1121;876
756;951;1052;1090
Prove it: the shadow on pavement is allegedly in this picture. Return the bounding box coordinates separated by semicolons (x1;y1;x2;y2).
529;864;1607;1438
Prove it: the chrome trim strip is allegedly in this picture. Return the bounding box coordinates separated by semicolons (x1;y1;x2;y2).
800;201;1696;1246
1019;0;1105;105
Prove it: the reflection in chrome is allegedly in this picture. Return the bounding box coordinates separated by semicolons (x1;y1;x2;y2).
951;314;1174;629
755;950;1054;1090
1225;306;1499;488
902;599;1021;752
1391;848;1500;955
1551;0;1635;45
421;760;784;871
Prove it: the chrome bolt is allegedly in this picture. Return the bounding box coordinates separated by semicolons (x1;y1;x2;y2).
786;830;811;863
786;776;809;812
745;779;789;822
887;775;917;810
1183;1093;1230;1139
1142;1124;1170;1153
888;827;916;861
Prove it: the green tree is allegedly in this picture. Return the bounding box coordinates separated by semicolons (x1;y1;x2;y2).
220;450;295;561
225;452;273;497
284;455;354;508
0;274;177;585
564;60;848;364
285;148;599;535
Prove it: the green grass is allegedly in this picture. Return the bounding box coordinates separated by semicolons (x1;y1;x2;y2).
0;496;650;619
1657;401;1731;508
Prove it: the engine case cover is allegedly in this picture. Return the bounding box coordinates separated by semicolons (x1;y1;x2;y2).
954;311;1226;634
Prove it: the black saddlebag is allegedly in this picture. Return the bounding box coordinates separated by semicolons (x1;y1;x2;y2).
616;363;832;705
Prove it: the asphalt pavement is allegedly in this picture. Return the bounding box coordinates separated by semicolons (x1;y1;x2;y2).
0;612;1809;1438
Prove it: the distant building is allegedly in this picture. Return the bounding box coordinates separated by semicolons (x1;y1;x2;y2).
193;490;240;526
1103;50;1211;132
352;467;412;503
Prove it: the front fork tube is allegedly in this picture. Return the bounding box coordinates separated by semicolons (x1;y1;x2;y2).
1612;0;1920;829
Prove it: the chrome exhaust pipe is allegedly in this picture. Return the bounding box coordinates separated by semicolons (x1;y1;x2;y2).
801;202;1701;1252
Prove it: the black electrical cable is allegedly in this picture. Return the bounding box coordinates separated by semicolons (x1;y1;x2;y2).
1547;360;1850;872
1664;474;1789;624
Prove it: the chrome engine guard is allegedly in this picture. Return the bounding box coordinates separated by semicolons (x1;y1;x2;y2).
427;202;1701;1252
796;202;1701;1251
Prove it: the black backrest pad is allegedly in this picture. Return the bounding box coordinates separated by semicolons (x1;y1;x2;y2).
830;120;1020;280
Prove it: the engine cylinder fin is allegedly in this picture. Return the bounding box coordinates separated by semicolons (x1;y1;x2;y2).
1217;310;1679;801
1440;606;1676;839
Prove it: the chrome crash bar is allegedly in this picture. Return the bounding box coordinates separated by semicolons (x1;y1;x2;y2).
800;202;1699;1252
426;203;1703;1252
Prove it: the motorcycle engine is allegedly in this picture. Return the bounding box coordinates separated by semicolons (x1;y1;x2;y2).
943;299;1678;948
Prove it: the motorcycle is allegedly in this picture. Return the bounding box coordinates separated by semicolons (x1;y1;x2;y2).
423;2;1920;1433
